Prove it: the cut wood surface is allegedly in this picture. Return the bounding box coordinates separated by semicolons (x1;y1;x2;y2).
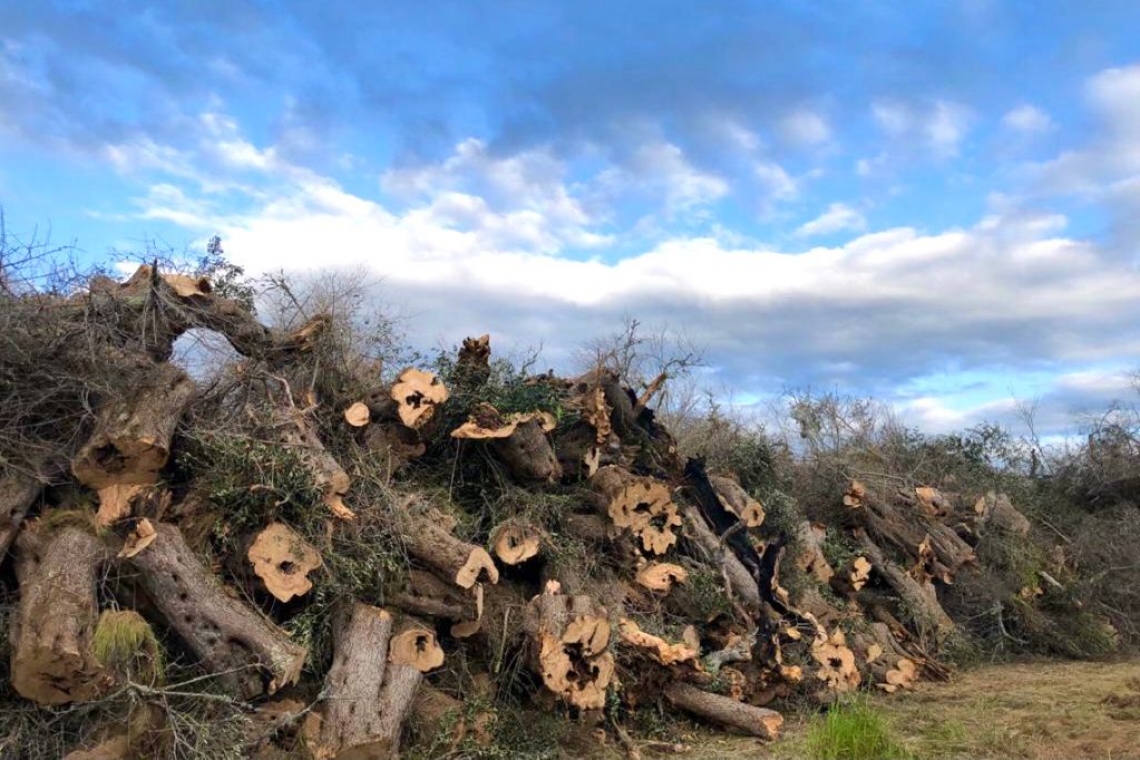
247;522;323;602
452;403;562;483
524;585;615;710
490;519;542;565
591;466;682;554
389;617;445;673
618;619;700;666
128;522;306;699
710;476;766;528
393;503;499;589
636;561;689;592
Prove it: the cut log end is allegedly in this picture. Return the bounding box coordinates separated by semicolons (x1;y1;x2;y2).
391;368;449;430
456;547;500;589
527;590;615;710
247;522;323;602
635;562;689;593
491;521;542;565
343;402;371;427
592;467;682;556
618;619;700;666
390;624;445;673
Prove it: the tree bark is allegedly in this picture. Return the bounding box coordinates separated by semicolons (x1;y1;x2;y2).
10;525;107;704
128;522;306;699
71;362;196;524
664;682;783;739
392;504;499;589
0;460;52;556
317;604;422;760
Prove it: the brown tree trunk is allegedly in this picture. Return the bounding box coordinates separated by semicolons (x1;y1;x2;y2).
678;502;762;616
392;504;499;589
0;460;52;555
10;525;107;704
664;682;783;739
854;530;957;646
127;522;306;699
72;362;196;525
268;400;353;520
590;466;682;555
409;687;468;751
316;604;422;760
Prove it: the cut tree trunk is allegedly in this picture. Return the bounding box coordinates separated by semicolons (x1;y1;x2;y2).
127;522;306;699
523;584;615;710
409;687;468;751
678;502;762;616
10;525;107;704
636;561;689;593
390;569;481;627
316;604;422;760
72;362;196;525
269;399;353;520
664;682;783;739
452;403;562;483
489;519;543;565
246;522;323;602
590;466;682;555
710;476;765;528
389;617;445;673
854;529;957;646
392;503;499;589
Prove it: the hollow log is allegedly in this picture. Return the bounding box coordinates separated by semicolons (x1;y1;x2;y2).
128;522;306;698
452;403;562;483
316;604;422;760
854;529;957;646
523;584;615;710
590;466;682;555
246;522;323;602
10;525;107;704
363;367;450;432
389;617;445;673
809;627;861;694
664;682;783;739
710;476;765;528
489;519;542;566
72;362;196;525
393;504;499;589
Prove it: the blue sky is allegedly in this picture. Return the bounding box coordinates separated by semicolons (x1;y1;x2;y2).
2;1;1140;437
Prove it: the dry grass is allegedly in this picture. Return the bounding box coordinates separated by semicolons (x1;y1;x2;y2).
587;658;1140;760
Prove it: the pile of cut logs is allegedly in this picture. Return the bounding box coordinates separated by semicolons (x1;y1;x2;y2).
0;265;1031;759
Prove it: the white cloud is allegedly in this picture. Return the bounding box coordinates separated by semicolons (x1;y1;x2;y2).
754;161;798;201
794;202;866;237
780;109;831;146
1002;103;1052;133
871;99;972;158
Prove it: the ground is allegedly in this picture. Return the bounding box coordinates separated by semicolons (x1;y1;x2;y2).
603;658;1140;760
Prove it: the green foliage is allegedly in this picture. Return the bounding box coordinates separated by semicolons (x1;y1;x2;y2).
806;697;911;760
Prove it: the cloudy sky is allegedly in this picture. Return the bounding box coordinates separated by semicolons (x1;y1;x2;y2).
2;1;1140;436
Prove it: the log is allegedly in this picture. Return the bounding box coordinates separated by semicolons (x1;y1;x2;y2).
710;476;765;528
391;569;480;626
452;403;562;483
455;333;492;390
393;503;499;589
364;367;450;431
809;627;861;693
794;521;835;585
678;502;762;615
854;529;957;646
978;491;1031;536
664;682;783;739
269;400;353;520
0;461;51;555
409;687;468;751
844;480;975;581
389;617;445;673
246;522;323;602
590;466;682;555
316;604;422;760
489;519;542;566
523;584;615;710
128;522;306;698
10;525;107;704
72;362;196;525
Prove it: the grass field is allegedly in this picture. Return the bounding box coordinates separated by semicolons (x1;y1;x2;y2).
605;658;1140;760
